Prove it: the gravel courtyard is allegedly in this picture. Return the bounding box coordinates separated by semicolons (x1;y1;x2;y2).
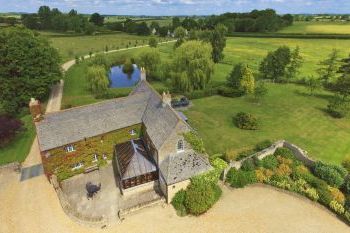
1;168;349;233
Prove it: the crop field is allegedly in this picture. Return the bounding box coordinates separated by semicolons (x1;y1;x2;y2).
279;21;350;34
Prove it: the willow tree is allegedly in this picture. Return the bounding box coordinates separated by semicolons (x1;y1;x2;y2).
86;65;109;94
171;41;214;92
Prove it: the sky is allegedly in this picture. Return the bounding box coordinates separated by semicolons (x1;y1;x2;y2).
0;0;349;15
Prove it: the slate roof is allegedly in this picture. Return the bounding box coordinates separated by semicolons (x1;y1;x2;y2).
159;150;212;185
115;139;157;180
36;80;185;152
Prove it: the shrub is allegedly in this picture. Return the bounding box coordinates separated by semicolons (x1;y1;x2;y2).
277;156;293;166
304;187;319;201
241;158;256;171
274;147;295;160
344;211;350;223
329;187;345;205
255;140;273;151
259;155;278;170
329;200;345;215
217;87;244;98
327;95;350;118
234;112;258;130
269;177;293;191
275;163;292;177
184;179;222;216
343;176;350;195
226;169;257;188
255;167;274;183
0;115;23;147
234;149;255;161
183;132;205;153
291;165;309;181
342;157;350;173
171;189;187;216
313;162;347;188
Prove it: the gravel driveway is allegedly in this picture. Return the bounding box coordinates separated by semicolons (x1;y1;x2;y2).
1;173;349;233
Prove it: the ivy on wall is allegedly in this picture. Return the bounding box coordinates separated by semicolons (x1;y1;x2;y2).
42;124;142;181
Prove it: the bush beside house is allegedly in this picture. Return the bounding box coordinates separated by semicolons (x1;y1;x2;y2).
171;157;227;216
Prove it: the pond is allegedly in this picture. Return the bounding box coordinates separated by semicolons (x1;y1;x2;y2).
109;65;141;88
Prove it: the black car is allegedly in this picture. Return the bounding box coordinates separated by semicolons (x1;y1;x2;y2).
171;97;190;108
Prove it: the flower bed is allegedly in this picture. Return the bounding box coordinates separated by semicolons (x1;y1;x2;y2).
226;147;350;225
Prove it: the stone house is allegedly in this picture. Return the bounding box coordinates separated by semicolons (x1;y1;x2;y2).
31;72;211;203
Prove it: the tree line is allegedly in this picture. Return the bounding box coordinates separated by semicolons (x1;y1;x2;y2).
21;6;100;34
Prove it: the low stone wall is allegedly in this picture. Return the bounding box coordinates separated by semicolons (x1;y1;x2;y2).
51;175;107;228
223;140;315;180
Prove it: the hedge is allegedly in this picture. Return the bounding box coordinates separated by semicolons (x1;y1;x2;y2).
226;168;257;188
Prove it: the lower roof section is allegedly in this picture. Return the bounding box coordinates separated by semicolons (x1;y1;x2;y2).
159;150;212;185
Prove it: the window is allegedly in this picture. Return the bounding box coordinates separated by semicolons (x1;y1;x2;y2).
65;145;75;153
129;129;136;136
177;139;184;152
92;154;98;163
72;162;84;170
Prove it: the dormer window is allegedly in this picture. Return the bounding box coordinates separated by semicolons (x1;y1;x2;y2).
65;145;75;153
92;154;98;163
177;139;184;153
130;129;136;136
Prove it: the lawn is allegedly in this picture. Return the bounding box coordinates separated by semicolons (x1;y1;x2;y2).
279;21;350;34
184;83;350;165
0;114;36;165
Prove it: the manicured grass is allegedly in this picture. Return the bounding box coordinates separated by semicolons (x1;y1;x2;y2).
184;83;350;165
222;37;350;78
0;114;36;165
279;21;350;34
45;32;169;62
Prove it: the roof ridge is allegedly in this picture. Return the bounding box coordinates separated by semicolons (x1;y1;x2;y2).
43;92;146;117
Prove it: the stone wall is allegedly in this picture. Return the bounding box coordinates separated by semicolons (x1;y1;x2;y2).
223;140;316;180
0;162;21;174
50;175;107;228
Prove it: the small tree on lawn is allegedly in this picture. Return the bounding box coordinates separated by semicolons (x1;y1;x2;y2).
259;46;291;82
148;37;158;48
317;49;339;88
305;76;321;96
286;46;303;81
254;81;268;102
227;63;255;95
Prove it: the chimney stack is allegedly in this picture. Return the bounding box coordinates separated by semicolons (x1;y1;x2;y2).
29;98;42;122
162;91;172;107
140;67;146;81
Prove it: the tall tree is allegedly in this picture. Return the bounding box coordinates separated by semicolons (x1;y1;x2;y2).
317;49;339;88
285;46;303;81
89;13;104;26
334;54;350;99
136;22;150;36
171;41;214;92
0;27;61;115
208;24;227;63
138;48;161;80
259;46;291;82
38;5;51;29
174;26;187;48
148;37;158;48
86;65;109;94
227;63;255;94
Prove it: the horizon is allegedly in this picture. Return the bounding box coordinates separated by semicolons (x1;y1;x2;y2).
0;0;350;16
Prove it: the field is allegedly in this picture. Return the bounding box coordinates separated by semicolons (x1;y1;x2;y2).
279;21;350;34
0;115;36;165
45;32;161;62
184;84;350;164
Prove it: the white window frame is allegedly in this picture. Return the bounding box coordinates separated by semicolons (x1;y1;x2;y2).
66;144;75;153
176;139;185;153
92;154;98;163
72;162;83;171
130;129;136;136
